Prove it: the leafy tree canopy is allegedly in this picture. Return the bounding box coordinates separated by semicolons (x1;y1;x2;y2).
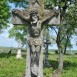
0;0;10;32
9;25;27;46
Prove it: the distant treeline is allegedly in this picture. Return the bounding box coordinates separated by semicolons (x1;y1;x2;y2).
0;47;26;53
0;47;77;54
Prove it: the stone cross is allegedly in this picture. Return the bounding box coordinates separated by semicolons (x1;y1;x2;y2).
44;39;51;66
12;0;60;77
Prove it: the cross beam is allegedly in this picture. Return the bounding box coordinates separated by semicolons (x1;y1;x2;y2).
12;0;60;25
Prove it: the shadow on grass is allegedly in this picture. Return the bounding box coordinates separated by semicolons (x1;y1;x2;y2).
0;53;26;58
0;53;16;58
49;60;58;70
63;61;77;70
44;60;77;71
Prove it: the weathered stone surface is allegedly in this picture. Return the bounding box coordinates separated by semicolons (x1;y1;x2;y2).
12;0;60;77
12;9;29;24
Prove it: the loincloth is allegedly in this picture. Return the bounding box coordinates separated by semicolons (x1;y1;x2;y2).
27;37;42;46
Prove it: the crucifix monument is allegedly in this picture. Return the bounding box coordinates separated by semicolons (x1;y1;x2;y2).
44;38;51;66
12;0;60;77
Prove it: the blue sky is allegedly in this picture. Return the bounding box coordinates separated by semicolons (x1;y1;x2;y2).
0;3;77;50
0;24;18;48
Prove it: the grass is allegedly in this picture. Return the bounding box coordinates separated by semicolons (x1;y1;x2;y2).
0;52;26;77
0;49;77;77
62;56;77;77
44;53;77;77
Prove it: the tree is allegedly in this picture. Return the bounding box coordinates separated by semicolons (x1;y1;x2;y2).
8;0;29;59
45;0;76;77
0;0;10;32
63;0;77;53
9;25;27;59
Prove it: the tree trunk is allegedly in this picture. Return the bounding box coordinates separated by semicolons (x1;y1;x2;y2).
64;35;68;54
51;46;63;77
57;47;63;73
44;44;50;67
64;46;67;54
51;27;64;77
64;35;71;54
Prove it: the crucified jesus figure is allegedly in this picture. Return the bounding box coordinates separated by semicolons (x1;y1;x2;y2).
12;9;58;77
28;11;43;76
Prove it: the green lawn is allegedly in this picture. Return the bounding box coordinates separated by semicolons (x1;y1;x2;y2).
0;52;26;77
0;50;77;77
46;53;77;77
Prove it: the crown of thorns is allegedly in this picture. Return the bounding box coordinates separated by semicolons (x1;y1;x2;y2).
30;11;38;15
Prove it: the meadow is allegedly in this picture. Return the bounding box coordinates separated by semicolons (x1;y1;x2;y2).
0;47;77;77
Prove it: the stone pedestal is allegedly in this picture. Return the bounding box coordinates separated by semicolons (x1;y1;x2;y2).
16;49;23;59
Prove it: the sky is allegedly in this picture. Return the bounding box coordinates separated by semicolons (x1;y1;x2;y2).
0;24;18;48
0;3;77;50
